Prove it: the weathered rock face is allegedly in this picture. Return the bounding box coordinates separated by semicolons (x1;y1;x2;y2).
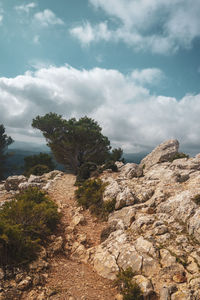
140;139;179;172
5;175;27;191
0;171;64;207
85;140;200;299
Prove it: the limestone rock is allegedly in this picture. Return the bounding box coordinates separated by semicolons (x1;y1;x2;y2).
133;275;154;296
5;175;26;191
17;276;32;291
72;213;85;226
160;249;176;268
160;286;170;300
140;139;179;171
109;206;135;227
120;163;141;179
157;190;197;223
49;236;63;254
134;237;157;258
115;186;137;210
103;178;121;202
171;290;190;300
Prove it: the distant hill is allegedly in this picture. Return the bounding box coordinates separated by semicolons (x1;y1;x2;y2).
123;152;148;164
5;141;148;177
6;148;64;178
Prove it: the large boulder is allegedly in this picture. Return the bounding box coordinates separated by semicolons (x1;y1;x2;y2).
140;139;179;172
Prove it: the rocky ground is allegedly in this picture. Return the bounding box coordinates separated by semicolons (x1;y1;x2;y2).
1;139;200;299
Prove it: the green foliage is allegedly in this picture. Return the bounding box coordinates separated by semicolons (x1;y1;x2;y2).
0;187;60;266
170;152;189;162
192;194;200;205
24;152;55;176
0;124;14;180
110;147;124;163
75;162;97;185
103;198;116;213
75;178;105;209
115;267;143;300
32;114;111;174
75;179;115;219
26;164;51;176
101;161;118;172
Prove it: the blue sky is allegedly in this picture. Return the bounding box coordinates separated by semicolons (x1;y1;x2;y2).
0;0;200;154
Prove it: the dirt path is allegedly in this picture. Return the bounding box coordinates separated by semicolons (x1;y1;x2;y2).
45;174;117;300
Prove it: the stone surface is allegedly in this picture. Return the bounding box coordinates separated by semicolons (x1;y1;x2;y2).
140;139;179;171
17;276;32;291
5;175;26;191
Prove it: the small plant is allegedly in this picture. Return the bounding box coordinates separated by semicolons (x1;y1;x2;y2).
24;152;55;176
0;187;60;266
192;194;200;205
102;161;118;172
170;152;189;162
26;164;51;176
115;267;143;300
75;179;115;219
75;162;97;185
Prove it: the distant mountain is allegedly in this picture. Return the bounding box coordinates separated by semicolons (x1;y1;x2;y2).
5;141;148;177
6;147;64;177
9;141;49;152
123;152;148;164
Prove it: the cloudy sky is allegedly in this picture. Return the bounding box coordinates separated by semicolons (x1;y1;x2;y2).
0;0;200;154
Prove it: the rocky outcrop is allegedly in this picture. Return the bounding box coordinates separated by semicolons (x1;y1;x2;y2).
81;140;200;299
140;139;179;172
2;139;200;299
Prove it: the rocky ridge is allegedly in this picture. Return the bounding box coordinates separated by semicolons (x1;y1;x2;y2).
83;140;200;299
1;139;200;299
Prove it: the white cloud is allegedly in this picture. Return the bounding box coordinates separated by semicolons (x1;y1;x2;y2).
34;9;64;27
71;0;200;54
131;69;164;86
15;2;37;13
0;65;200;154
0;15;3;25
70;21;111;45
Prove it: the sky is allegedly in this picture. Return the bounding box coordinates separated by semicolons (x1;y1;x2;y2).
0;0;200;155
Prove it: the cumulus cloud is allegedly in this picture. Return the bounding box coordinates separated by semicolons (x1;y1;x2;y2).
70;21;111;45
0;15;3;25
131;69;164;86
34;9;64;27
0;65;200;153
71;0;200;54
15;2;37;13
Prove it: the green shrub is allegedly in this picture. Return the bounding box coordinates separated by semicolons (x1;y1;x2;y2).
0;187;60;266
75;162;97;185
102;161;118;172
170;152;189;162
192;194;200;205
26;164;51;176
115;267;143;300
75;179;115;219
24;152;55;176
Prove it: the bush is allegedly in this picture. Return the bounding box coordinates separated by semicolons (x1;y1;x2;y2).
24;152;55;176
170;152;189;162
26;164;51;176
75;179;115;219
0;187;60;266
101;161;118;172
115;267;143;300
75;162;97;185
